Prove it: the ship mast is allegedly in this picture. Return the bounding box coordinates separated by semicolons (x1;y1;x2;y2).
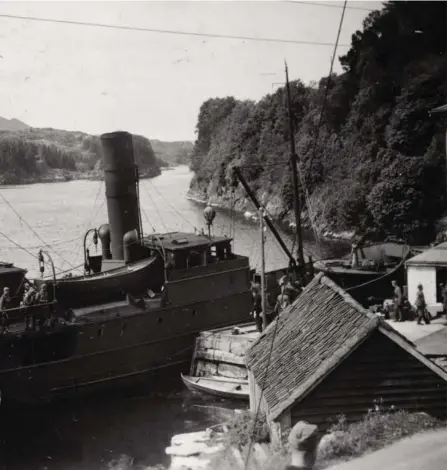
259;207;267;330
285;62;305;271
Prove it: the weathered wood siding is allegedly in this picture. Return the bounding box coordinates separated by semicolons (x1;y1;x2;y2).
289;331;447;431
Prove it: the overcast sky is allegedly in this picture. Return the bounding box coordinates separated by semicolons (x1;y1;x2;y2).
0;0;382;141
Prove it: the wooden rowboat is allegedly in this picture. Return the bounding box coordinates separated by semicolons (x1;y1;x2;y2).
181;374;249;400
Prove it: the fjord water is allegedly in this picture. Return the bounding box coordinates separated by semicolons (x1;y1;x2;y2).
0;166;346;470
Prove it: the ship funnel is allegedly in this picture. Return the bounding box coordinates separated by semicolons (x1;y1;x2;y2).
100;131;141;260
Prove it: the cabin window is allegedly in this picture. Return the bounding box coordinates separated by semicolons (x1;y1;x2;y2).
187;250;203;268
175;252;187;270
207;246;217;263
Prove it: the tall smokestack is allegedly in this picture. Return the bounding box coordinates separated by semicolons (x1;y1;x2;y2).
100;131;141;260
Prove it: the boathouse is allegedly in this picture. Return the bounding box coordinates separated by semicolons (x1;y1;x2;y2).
405;242;447;314
246;273;447;442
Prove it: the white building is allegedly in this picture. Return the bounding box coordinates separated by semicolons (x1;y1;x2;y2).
405;242;447;313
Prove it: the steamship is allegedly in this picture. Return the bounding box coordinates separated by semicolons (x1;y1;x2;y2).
0;131;252;405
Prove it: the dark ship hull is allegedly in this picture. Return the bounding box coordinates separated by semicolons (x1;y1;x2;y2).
314;242;426;305
0;279;252;404
0;131;253;405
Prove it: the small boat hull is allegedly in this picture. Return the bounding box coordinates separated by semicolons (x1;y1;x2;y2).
34;256;163;308
181;374;249;400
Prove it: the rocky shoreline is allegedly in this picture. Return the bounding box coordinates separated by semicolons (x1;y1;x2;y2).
186;188;355;243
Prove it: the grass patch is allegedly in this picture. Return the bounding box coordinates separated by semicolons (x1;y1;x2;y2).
316;409;444;468
208;408;446;470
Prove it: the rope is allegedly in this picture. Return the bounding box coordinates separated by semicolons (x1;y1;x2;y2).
296;159;321;251
0;191;76;269
0;231;68;275
345;245;409;292
146;179;198;232
244;241;296;469
306;0;347;173
73;181;104;265
140;181;172;237
5;235;84;251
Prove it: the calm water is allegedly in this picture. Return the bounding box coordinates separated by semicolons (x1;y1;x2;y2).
0;166;347;470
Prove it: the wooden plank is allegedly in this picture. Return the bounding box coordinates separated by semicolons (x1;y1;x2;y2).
195;348;247;365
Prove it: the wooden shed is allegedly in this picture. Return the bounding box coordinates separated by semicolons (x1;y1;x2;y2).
246;273;447;442
405;241;447;313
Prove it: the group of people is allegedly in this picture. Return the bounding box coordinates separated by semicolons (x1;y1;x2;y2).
250;270;303;333
391;280;431;325
0;281;49;333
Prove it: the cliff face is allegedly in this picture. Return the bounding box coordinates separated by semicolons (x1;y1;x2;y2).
0;127;161;185
188;1;446;245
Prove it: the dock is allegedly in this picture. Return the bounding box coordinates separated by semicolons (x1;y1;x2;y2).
190;322;259;381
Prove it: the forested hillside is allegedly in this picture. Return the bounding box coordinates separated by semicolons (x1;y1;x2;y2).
0;128;161;184
189;1;447;244
150;139;193;166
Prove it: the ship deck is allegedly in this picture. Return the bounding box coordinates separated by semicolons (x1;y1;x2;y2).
3;296;164;335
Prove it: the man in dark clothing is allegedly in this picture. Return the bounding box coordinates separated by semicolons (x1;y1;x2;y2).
415;284;430;325
392;280;403;322
0;287;11;334
442;282;447;316
251;284;263;332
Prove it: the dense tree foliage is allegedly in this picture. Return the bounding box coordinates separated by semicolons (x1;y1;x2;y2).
0;128;160;184
189;1;447;244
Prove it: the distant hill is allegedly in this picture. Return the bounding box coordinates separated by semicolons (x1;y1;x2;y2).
0;126;160;185
150;139;193;166
0;116;30;131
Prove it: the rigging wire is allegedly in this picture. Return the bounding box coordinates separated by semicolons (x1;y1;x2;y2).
244;240;297;469
73;180;104;265
287;1;375;12
307;0;348;173
4;235;84;250
0;13;351;47
140;180;172;237
0;190;77;269
145;179;198;232
0;230;67;275
294;0;348;251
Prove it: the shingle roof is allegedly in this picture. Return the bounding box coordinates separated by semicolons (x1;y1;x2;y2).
246;273;447;421
405;242;447;266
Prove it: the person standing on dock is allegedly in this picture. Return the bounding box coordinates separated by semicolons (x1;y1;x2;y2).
391;280;404;322
415;284;430;325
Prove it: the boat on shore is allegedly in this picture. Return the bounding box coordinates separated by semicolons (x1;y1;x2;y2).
0;131;253;406
181;374;249;400
314;240;427;305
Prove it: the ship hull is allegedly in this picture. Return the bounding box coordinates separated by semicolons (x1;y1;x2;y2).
0;291;252;405
315;264;406;305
